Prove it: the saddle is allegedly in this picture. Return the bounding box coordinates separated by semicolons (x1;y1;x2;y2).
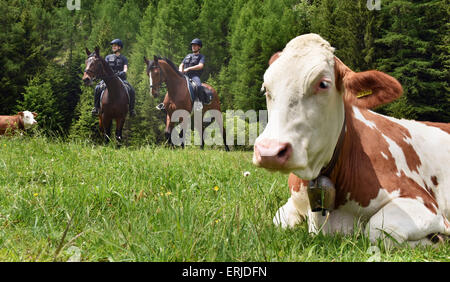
185;76;213;105
99;78;132;104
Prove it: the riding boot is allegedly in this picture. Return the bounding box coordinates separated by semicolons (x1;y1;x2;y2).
199;87;208;104
91;85;102;116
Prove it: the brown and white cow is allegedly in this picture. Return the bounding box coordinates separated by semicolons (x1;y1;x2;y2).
253;34;450;247
0;111;38;135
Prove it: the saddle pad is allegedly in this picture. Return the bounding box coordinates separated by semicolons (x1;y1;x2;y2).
185;75;195;103
100;82;130;104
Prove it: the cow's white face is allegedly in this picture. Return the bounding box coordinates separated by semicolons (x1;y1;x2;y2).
253;34;345;180
21;111;38;129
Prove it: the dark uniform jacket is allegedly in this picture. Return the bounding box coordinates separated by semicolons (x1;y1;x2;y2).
182;53;205;78
106;54;128;80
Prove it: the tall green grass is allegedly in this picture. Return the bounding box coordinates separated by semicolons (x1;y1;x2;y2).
0;136;448;261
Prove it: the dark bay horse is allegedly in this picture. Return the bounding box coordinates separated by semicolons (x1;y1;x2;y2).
144;55;229;151
83;47;129;145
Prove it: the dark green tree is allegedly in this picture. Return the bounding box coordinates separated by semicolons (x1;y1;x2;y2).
375;0;449;122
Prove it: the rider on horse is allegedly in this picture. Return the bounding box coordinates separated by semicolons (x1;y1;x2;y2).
91;39;136;117
156;38;208;111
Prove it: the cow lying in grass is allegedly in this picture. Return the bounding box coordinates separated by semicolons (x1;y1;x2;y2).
0;111;38;135
253;33;450;247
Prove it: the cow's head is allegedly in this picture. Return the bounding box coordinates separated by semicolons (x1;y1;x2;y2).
19;111;38;129
253;33;402;180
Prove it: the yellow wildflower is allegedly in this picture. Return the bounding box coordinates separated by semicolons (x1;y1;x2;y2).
213;186;219;191
165;191;172;196
33;193;38;197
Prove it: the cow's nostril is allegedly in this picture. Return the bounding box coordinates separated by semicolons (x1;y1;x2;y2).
278;147;288;158
254;139;292;169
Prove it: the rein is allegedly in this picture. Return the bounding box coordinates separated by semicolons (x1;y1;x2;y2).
150;64;165;90
85;54;117;82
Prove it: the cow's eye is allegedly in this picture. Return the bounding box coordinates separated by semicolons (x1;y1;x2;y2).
319;81;330;89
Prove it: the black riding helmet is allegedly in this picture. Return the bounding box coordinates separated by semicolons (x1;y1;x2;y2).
110;39;123;49
190;38;202;47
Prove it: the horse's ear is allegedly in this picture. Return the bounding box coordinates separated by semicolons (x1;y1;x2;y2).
85;48;91;56
153;55;159;66
95;46;100;56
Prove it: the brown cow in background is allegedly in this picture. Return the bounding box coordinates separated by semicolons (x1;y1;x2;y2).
0;111;38;135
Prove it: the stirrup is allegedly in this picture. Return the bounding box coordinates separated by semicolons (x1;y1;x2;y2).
156;103;165;111
194;99;203;111
91;107;99;116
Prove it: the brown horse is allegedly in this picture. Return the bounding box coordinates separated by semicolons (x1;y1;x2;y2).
83;47;129;145
144;55;229;151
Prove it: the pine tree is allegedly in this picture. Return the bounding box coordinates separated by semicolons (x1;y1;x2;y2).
1;1;53;114
226;0;315;111
18;76;63;134
127;2;163;146
197;0;234;80
149;0;200;62
375;0;449;122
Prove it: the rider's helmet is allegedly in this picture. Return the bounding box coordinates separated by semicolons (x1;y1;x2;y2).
110;39;124;49
190;38;203;48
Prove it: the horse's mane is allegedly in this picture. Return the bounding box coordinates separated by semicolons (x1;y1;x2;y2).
91;53;114;76
153;55;184;78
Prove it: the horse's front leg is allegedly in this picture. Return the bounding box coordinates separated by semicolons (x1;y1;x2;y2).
103;116;113;144
194;112;204;150
115;118;125;148
165;114;173;147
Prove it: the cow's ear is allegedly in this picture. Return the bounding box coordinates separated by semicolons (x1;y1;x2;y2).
32;112;38;117
86;48;91;56
334;57;403;109
18;112;24;116
268;52;282;66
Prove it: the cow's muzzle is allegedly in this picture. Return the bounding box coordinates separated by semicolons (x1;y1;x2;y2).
253;139;292;169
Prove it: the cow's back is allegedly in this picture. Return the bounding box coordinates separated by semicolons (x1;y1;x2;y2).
385;115;450;217
0;115;21;134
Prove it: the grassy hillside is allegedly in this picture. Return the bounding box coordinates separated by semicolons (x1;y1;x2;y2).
0;136;448;261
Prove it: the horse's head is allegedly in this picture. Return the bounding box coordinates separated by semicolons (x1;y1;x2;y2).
83;47;103;86
144;55;165;98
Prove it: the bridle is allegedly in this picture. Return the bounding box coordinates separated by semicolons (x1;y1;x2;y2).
149;63;165;91
85;54;117;81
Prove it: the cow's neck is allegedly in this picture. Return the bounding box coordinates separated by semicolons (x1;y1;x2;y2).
329;105;377;208
319;115;346;178
18;118;25;130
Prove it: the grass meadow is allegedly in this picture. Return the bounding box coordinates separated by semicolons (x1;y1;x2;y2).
0;135;448;262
